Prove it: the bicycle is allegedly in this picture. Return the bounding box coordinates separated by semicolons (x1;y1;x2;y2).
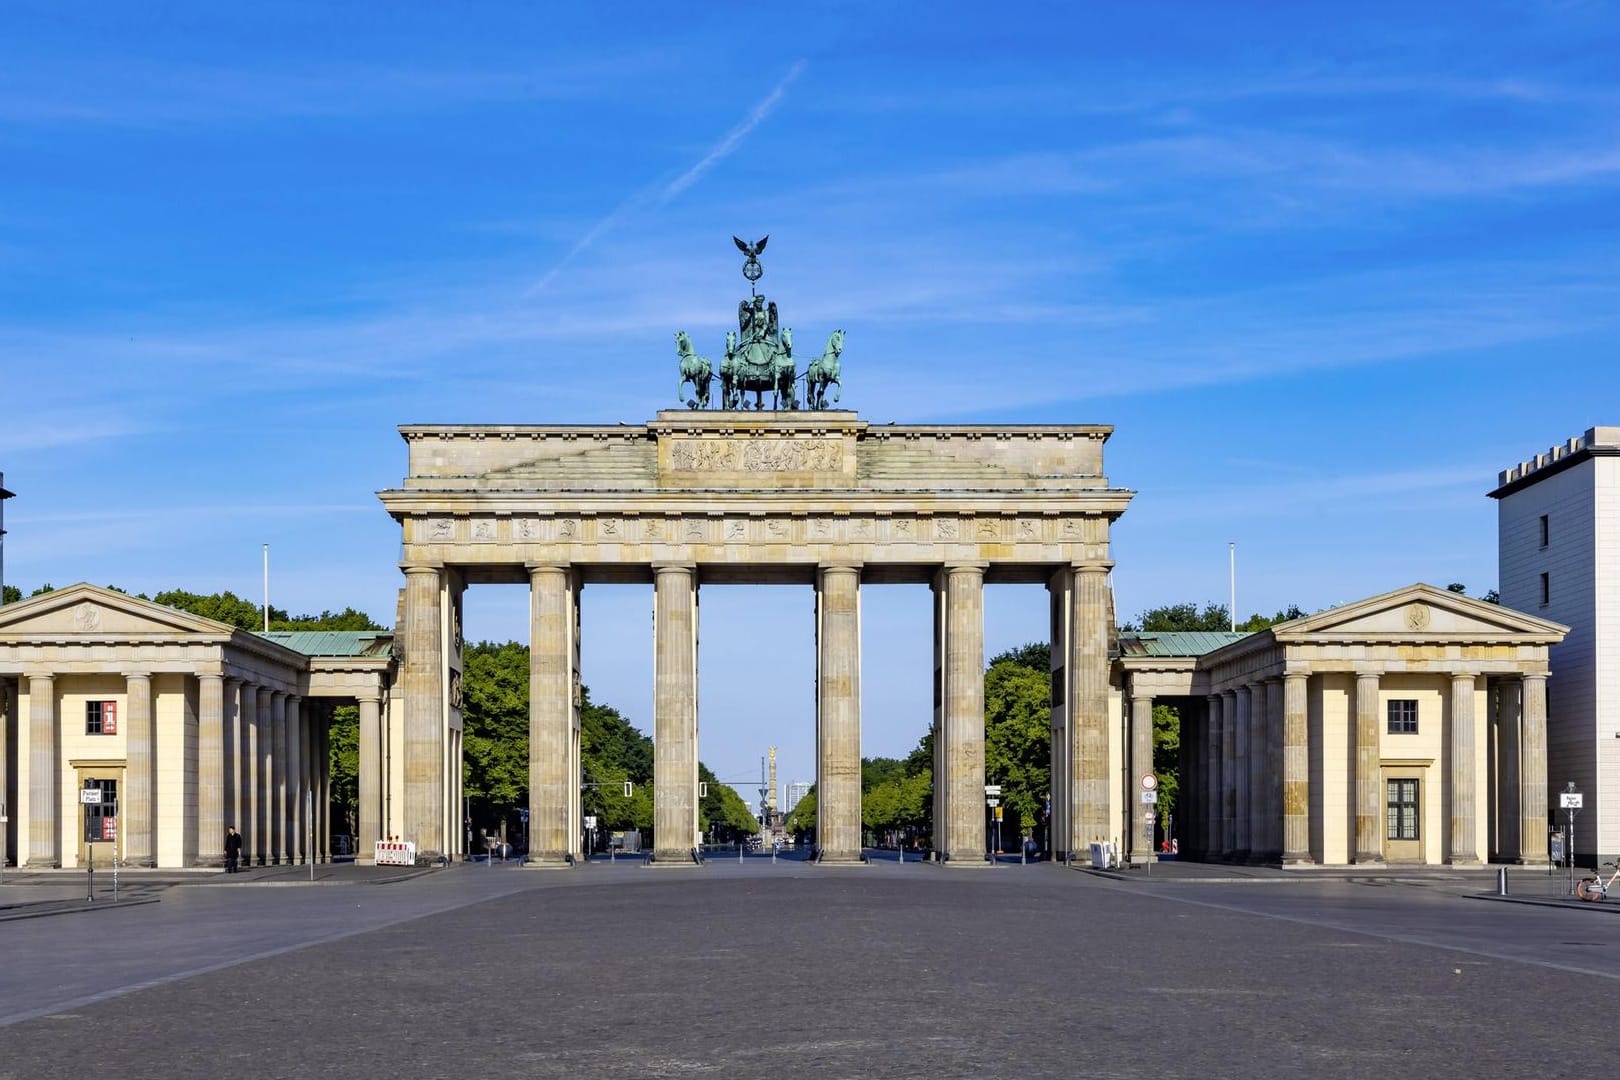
1576;860;1620;901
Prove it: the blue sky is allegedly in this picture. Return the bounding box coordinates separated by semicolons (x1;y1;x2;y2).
4;4;1619;802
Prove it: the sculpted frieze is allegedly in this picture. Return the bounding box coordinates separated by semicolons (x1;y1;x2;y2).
668;437;841;472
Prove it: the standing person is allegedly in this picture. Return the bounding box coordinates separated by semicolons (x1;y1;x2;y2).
224;826;243;873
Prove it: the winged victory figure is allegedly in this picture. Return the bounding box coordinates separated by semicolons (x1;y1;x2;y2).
733;235;769;259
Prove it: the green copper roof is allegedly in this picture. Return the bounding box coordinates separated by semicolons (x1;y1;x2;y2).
1117;631;1253;657
254;630;393;658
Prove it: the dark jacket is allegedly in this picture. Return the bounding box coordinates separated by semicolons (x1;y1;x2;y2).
225;832;243;856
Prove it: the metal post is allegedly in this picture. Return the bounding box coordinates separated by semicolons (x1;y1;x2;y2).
1496;866;1508;896
307;791;315;883
86;843;94;902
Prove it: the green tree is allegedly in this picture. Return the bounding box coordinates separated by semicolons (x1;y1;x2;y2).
699;763;760;838
984;657;1051;827
1123;602;1232;633
861;756;905;793
989;642;1050;672
327;704;359;838
1;585;19;604
784;786;816;835
1151;703;1179;830
461;641;531;819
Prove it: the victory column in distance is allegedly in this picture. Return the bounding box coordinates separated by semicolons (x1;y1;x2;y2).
676;236;845;412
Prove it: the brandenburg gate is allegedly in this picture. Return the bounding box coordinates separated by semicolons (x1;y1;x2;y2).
376;241;1134;866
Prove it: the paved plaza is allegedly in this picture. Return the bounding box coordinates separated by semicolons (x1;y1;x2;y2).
1;859;1616;1079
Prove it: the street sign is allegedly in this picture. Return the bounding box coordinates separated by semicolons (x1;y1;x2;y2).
993;807;1003;821
1560;792;1584;809
984;784;1002;796
986;798;1000;808
518;808;529;823
1139;791;1157;805
79;788;102;805
1141;774;1157;791
584;815;597;829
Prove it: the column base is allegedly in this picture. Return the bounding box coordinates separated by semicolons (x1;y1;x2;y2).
1352;853;1385;865
648;849;703;866
1447;857;1483;867
815;850;866;864
524;850;574;868
1281;851;1313;866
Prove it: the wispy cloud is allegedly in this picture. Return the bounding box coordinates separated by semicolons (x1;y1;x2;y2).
528;60;807;293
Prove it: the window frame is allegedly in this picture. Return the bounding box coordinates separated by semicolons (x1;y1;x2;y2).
1386;778;1419;841
84;700;118;736
1539;514;1549;548
1386;699;1418;735
1540;571;1550;606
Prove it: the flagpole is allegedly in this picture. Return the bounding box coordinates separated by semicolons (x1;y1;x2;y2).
263;544;270;632
1229;542;1236;632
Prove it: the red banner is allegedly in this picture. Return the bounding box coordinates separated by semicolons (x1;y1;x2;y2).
103;701;118;735
102;816;117;841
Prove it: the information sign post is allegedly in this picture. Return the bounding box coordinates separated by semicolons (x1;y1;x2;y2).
1559;782;1583;895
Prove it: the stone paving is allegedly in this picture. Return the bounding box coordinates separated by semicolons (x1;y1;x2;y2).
1;857;1616;1079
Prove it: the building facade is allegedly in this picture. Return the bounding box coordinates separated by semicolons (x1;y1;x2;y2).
1492;426;1620;863
1118;585;1567;866
0;585;399;869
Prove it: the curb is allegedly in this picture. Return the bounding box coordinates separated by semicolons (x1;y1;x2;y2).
1465;892;1620;913
0;896;161;923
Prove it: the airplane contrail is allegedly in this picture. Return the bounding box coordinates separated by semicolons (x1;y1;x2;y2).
529;59;808;295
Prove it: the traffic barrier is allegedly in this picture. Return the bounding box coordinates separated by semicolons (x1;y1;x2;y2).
375;841;417;867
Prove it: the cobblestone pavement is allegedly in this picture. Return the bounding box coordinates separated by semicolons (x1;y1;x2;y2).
1;858;1615;1079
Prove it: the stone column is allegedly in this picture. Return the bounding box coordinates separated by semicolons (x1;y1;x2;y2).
402;565;445;861
816;564;863;863
244;685;263;864
25;674;57;868
529;565;577;866
1520;674;1549;863
317;705;331;862
1069;563;1112;853
1282;672;1310;864
358;691;383;864
1233;686;1251;861
286;694;304;864
1220;689;1237;858
197;674;225;867
938;564;987;864
1248;679;1269;863
1495;680;1523;861
271;691;290;864
221;677;240;842
652;564;698;863
0;679;9;868
1353;672;1383;864
122;672;154;867
256;687;273;865
1448;672;1480;864
1128;690;1155;865
1265;677;1284;861
1203;694;1221;860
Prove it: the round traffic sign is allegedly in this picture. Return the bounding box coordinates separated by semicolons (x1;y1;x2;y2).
1141;774;1158;791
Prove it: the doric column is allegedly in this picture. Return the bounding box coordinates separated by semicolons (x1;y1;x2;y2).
1265;676;1284;861
221;677;241;843
255;687;273;865
1448;672;1480;864
1247;679;1269;863
25;673;57;867
529;565;578;865
401;564;445;862
1282;672;1310;864
268;691;287;864
1069;563;1112;853
120;672;154;867
357;691;383;864
316;704;331;861
1220;689;1237;858
1233;686;1251;860
1203;694;1221;860
1353;672;1383;863
652;564;699;863
1494;680;1522;861
936;564;987;864
288;694;306;864
1520;674;1549;863
1128;690;1155;865
197;674;225;867
816;564;863;863
242;685;262;864
0;679;10;868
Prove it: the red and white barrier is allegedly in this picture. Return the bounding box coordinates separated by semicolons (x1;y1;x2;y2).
374;841;416;867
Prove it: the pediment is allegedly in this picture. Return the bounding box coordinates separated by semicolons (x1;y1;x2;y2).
1272;584;1568;642
0;583;237;638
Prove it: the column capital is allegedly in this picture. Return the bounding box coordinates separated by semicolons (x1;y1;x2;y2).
123;671;153;682
1070;560;1114;575
651;561;697;575
816;562;864;575
525;562;572;576
400;562;443;576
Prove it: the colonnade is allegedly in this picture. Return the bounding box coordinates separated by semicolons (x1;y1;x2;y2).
397;560;1117;865
1172;671;1549;865
11;670;334;868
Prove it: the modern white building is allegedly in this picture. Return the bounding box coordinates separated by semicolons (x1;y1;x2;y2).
1492;426;1620;864
785;780;812;812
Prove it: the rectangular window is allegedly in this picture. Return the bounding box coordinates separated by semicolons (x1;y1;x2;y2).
84;700;118;735
1386;778;1419;841
1539;514;1549;548
1540;572;1550;606
82;779;118;843
1387;699;1418;734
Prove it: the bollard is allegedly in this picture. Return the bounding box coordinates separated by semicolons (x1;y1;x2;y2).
1497;866;1509;896
86;849;95;902
738;841;743;864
